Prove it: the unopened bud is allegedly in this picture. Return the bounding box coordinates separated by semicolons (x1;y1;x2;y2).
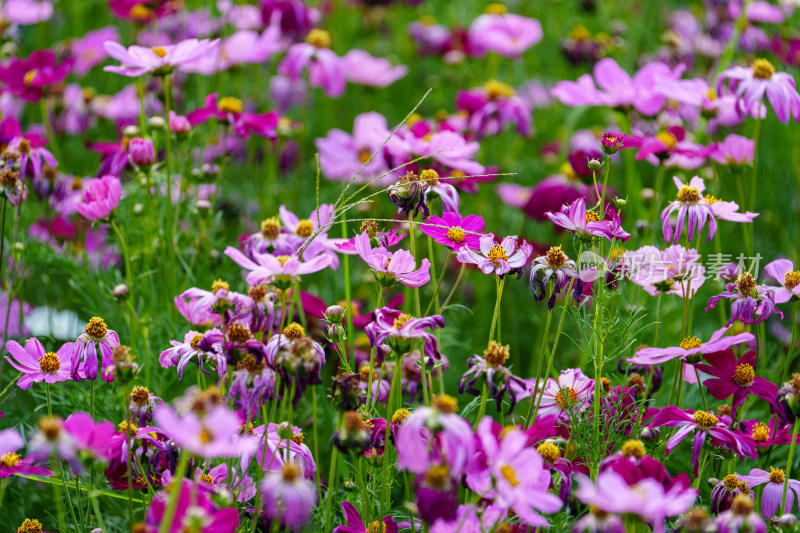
123;125;139;137
325;305;345;322
148;116;165;128
112;284;129;299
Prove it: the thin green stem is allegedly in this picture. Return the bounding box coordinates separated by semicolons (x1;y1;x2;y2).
488;276;506;343
159;452;190;533
781;418;799;515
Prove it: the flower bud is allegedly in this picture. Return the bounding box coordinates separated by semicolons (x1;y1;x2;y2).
776;378;800;423
169;112;192;135
640;426;660;443
326;323;345;339
123;125;139;137
195;199;212;210
325;305;346;322
148;116;165;128
112;284;129;300
614;197;627;209
600;133;625;155
129;137;156;167
587;158;603;171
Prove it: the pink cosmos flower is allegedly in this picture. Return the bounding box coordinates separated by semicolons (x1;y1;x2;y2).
629;326;754;366
6;133;57;183
623;127;712;169
70;26;119;75
545;197;619;242
93;85;163;125
278;31;345;98
144;478;239;533
467;419;561;527
551;58;683;116
334;501;398;533
28;413;116;472
718;59;800;124
420;212;484;250
711;134;755;166
706;273;784;326
108;0;176;23
248;423;316;480
0;0;52;25
182;28;282;75
621;245;706;298
260;462;317;529
75;175;121;221
365;307;444;360
340;49;407;87
763;258;800;303
468;11;542;57
695;349;777;409
316;112;393;184
353;231;430;287
71;317;120;382
456;233;531;276
738;468;800;518
154;404;242;458
651;406;758;476
521;368;594;419
193;464;256;503
409;19;451;56
456;81;532;137
224;245;332;286
104;38;220;77
0;428;51;478
5;337;73;389
160;330;227;381
0;50;72;102
706;197;758;223
661;175;717;243
186;93;278;140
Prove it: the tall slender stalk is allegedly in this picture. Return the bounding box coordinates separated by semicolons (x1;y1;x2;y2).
781;418;799;515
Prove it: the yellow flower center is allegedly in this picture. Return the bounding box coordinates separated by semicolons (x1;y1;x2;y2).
227;323;252;344
752;58;775;79
282;462;302;481
134;474;147;485
128;4;153;22
704;195;720;205
737;273;756;297
151;47;167;58
17;518;43;533
677;185;701;203
211;278;229;294
217;96;243;114
190;334;203;350
487;244;508;265
1;452;20;467
39;352;60;374
555;387;578;410
621;439;646;459
568;25;592;41
198;427;213;444
291;431;305;445
357;147;371;163
296;219;314;237
730;494;754;515
131;386;150;406
305;29;331;48
424;464;450;488
283;322;305;340
486;2;508;14
769;467;785;484
751;423;770;443
392;313;413;330
85;317;108;341
499;464;519;486
706;88;717;101
693;410;719;429
276;255;290;266
200;473;214;485
261;217;281;239
723;473;741;490
585;210;601;223
785;271;800;291
546;245;567;269
38;416;62;440
447;226;465;243
419;168;440;184
733;363;755;386
118;420;139;435
537;442;560;463
484;79;515;100
483;341;510;367
366;521;387;533
392;408;411;425
680;336;702;350
23;70;37;87
432;394;458;414
656;131;678;150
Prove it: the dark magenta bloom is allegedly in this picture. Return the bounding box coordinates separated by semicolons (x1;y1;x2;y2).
0;50;72;102
695;349;777;409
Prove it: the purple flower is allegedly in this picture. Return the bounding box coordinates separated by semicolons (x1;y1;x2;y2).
71;317;120;382
260;0;319;40
353;231;430;287
621;245;706;298
70;26;119;75
468;9;542;58
706;272;784;326
0;50;72;102
6;134;58;182
456;80;532;138
104;38;220;77
159;331;227;381
718;59;800;124
365;307;444;360
128;137;155;167
74;175;121;221
260;462;317;529
629;326;754;366
340;49;407;87
713;495;766;533
661;175;717;244
457;233;532;276
738;467;800;518
545;197;619;242
5;337;73;389
711;134;755;166
186;93;279;140
28;413;115;472
224;245;332;287
153;404;242;458
145;478;239;533
420;212;484;250
706;196;758;223
315;112;393;184
695;349;777;409
0;0;52;25
334;501;398;533
763;258;800;304
466;418;561;527
530;245;582;309
0;428;51;478
650;406;757;476
278;29;345;98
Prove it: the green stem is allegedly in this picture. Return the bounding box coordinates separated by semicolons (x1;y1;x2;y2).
440;263;466;310
45;382;52;417
159;452;190;533
39;98;63;164
424;248;451;316
475;381;490;428
488;276;506;343
748;114;761;256
322;413;343;531
341;217;355;362
781;418;799;515
524;284;554;427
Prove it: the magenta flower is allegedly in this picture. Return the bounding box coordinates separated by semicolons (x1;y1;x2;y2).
104;38;220;77
738;468;800;518
456;81;532;137
763;258;800;304
6;134;57;182
5;337;73;389
160;331;227;381
334;501;398;533
624;127;712;169
695;349;778;409
187;93;279;140
551;58;683;116
468;10;542;57
0;428;51;478
651;407;757;476
420;212;484;250
145;478;239;533
718;59;800;124
353;231;430;287
340;49;407;87
456;233;532;276
71;317;120;382
711;134;755;166
224;245;332;287
260;462;317;529
75;175;121;221
629;326;754;366
278;30;345;98
365;307;444;360
706;272;783;326
706;197;758;223
661;175;717;244
247;423;316;480
28;413;115;472
315;112;393;184
154;404;242;458
0;50;72;102
70;26;119;75
545;197;618;242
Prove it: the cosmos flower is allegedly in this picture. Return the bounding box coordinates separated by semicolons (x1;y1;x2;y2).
738;467;800;518
0;0;52;25
706;272;783;326
0;50;72;102
711;134;755;166
545;197;621;242
224;246;332;287
71;317;120;382
718;58;800;124
74;175;121;221
340;49;407;87
695;349;777;409
763;258;800;304
456;80;532;137
103;38;220;77
153;404;242;458
459;342;526;414
628;326;754;366
4;337;73;389
6;134;58;182
333;501;398;533
522;368;594;419
529;245;582;309
186;93;279;140
456;233;532;276
0;428;51;478
661;176;717;244
420;212;484;250
159;330;227;381
365;307;444;360
315;112;394;184
713;494;766;533
144;478;239;533
468;7;543;57
260;462;317;529
353;231;431;287
278;29;345;98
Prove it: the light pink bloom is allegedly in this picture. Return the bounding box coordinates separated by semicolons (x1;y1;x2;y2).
70;26;119;75
315;112;393;184
353;231;430;287
75;175;121;221
457;233;532;276
661;175;716;244
764;258;800;303
278;39;345;98
224;246;332;286
153;404;242;458
340;49;407;87
718;60;800;124
523;368;593;419
5;337;73;389
710;134;755;166
468;12;542;57
1;0;52;25
104;38;220;77
629;326;754;366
